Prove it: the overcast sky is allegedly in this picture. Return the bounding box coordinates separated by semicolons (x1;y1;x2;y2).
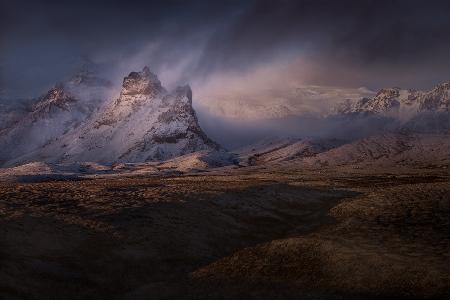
2;0;450;99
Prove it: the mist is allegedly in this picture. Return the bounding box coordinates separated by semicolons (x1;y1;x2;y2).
196;106;401;150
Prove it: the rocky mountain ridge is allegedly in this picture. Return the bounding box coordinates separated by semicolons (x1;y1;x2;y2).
336;82;450;116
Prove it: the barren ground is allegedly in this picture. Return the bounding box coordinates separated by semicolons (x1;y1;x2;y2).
0;167;449;299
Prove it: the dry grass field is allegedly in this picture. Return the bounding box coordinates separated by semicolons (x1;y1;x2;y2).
0;167;449;299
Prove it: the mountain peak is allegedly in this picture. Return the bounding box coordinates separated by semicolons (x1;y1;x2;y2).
374;87;400;99
32;86;76;113
174;85;193;105
142;66;151;75
120;67;166;97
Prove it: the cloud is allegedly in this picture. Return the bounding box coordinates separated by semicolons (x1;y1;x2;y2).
191;59;375;120
2;0;450;98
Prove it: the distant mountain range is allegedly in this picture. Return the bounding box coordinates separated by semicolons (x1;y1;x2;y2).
335;83;450;115
1;66;450;170
333;83;450;135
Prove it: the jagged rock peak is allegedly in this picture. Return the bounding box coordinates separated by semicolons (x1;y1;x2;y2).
142;66;151;76
32;86;76;112
121;66;166;97
375;87;400;97
173;84;193;105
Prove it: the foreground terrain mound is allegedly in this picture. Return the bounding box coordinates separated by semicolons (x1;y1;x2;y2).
193;175;450;299
0;166;448;299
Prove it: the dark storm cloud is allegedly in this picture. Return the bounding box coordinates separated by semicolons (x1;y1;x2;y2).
197;0;450;86
0;0;246;97
2;0;450;98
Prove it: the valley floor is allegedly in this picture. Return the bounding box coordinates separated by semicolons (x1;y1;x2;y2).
0;167;449;299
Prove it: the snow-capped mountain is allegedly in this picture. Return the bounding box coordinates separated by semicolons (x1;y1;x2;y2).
334;83;450;134
4;67;220;166
0;70;112;166
336;83;450;116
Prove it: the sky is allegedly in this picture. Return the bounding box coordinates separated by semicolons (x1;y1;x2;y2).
2;0;450;100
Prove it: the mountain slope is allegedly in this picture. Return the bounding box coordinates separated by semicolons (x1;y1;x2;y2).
299;133;450;168
236;137;344;166
0;71;111;165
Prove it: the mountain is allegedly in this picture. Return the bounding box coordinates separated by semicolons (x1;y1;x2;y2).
334;83;450;135
4;67;220;166
0;70;111;166
3;68;450;170
336;83;450;116
331;81;450;156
